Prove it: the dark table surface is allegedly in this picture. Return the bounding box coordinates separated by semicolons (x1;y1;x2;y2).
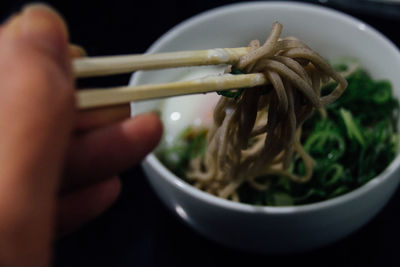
1;0;400;266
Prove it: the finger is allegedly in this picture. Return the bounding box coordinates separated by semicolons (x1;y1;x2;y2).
63;113;162;191
0;4;73;266
69;44;87;58
4;5;70;72
57;176;121;236
76;104;131;131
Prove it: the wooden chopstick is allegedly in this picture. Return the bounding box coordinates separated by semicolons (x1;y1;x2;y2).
77;73;267;109
73;47;251;78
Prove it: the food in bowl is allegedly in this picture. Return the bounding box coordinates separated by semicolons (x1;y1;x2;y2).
131;2;400;252
158;61;399;206
156;22;399;206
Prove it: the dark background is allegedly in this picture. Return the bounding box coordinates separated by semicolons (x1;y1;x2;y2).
1;0;400;266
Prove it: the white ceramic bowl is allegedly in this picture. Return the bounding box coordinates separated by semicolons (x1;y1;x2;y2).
130;2;400;253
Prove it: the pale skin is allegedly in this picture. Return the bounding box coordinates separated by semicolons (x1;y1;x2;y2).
0;4;162;266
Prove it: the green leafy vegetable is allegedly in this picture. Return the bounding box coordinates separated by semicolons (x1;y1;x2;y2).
332;63;349;71
340;108;365;147
216;68;244;99
285;66;399;205
157;127;207;178
217;89;243;99
159;63;399;206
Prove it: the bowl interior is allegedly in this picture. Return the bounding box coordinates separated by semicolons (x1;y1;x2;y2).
130;2;400;209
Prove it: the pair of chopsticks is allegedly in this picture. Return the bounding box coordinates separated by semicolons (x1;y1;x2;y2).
74;47;267;110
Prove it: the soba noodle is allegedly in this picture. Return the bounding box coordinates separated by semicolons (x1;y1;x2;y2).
187;22;348;200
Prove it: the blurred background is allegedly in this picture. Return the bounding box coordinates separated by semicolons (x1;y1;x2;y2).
1;0;399;266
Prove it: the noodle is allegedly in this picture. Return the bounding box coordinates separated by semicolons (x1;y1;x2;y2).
187;22;348;201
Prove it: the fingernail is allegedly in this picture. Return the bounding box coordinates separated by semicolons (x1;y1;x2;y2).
21;4;69;55
3;3;69;62
22;3;68;38
69;44;87;58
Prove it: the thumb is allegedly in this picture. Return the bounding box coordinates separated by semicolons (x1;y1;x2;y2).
0;4;74;267
3;4;70;70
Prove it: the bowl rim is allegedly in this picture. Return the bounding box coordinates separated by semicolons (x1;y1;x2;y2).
131;1;400;214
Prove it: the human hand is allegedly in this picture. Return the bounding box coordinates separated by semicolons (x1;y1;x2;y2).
0;4;162;266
